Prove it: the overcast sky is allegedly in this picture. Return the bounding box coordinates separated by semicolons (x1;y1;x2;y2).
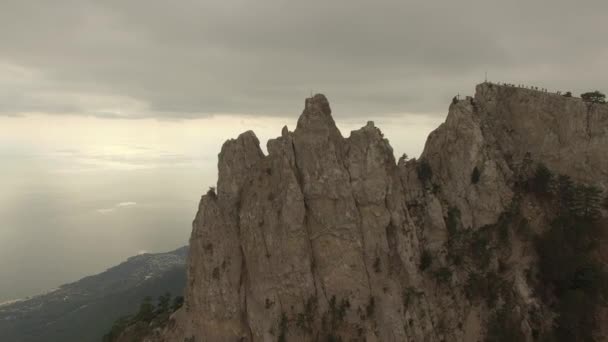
2;0;607;119
0;0;607;301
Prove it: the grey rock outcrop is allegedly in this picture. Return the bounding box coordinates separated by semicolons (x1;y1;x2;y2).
160;84;608;342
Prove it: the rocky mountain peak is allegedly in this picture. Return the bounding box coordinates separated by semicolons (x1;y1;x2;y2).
296;93;343;145
217;130;264;208
155;84;607;342
303;93;331;118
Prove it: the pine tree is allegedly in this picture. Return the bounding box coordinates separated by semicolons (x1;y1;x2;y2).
581;91;606;104
556;175;575;213
530;164;553;194
156;292;171;314
136;296;155;322
172;296;185;311
572;185;602;220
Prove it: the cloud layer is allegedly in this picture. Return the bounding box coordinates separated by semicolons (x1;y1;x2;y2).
1;0;607;118
96;201;137;214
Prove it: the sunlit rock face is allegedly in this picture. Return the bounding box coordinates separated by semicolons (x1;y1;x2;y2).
156;84;608;342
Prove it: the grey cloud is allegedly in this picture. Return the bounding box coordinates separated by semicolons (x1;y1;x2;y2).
96;201;137;214
0;0;607;118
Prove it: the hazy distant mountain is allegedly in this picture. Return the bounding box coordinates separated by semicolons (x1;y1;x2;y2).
0;246;187;342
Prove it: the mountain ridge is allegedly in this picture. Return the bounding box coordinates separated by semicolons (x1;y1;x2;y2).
0;246;188;342
120;83;607;341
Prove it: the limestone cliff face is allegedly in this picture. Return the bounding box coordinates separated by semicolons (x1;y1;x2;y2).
160;84;608;342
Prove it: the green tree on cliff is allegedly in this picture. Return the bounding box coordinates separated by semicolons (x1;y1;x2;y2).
580;91;606;104
135;296;155;322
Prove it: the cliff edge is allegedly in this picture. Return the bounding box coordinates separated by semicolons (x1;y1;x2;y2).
152;84;607;342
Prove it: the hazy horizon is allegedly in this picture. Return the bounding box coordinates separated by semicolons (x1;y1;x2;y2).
1;0;607;302
0;109;441;301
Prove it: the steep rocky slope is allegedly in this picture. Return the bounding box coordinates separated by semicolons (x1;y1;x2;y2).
0;247;187;342
157;83;607;342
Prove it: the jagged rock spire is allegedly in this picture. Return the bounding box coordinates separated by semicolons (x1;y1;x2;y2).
296;94;342;139
157;85;608;342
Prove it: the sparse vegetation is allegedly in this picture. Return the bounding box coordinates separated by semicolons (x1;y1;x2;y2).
318;295;350;341
433;267;452;284
155;292;171;321
465;272;503;307
172;296;184;311
471;166;481;184
442;194;526;286
535;216;607;341
485;305;526;342
296;296;317;333
528;163;553;195
581;90;606;104
103;316;133;342
529;167;608;341
431;183;441;194
278;312;288;342
571;184;603;220
515;217;532;239
555;175;575;212
373;257;381;273
495;201;521;246
443;206;501;270
365;296;375;317
326;334;343;342
446;206;461;236
419;249;432;271
103;293;184;342
136;296;155;323
470;226;492;269
402;287;423;309
329;296;350;327
416;159;433;184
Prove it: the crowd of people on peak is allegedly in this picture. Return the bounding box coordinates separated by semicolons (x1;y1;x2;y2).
451;82;607;105
484;81;606;103
485;81;553;93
